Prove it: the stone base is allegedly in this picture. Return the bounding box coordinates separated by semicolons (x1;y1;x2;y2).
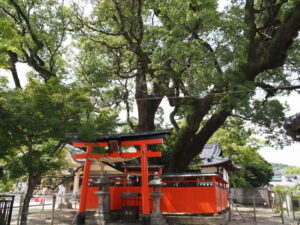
151;214;168;225
75;212;85;225
165;210;230;225
142;214;151;225
94;215;109;225
58;202;73;209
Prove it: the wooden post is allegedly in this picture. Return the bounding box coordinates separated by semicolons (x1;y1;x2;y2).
280;198;285;224
228;194;232;222
291;193;295;220
76;145;93;224
42;195;46;212
17;194;24;225
141;143;150;225
51;194;56;225
253;193;256;222
286;196;289;217
60;193;63;211
74;194;77;210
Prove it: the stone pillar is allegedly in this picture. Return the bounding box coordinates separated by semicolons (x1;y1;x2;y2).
95;190;110;224
149;172;167;225
73;173;80;195
57;185;72;209
150;186;167;225
95;175;111;224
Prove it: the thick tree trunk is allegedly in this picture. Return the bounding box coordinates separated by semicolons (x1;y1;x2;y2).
167;104;233;172
20;174;41;225
135;64;162;132
136;101;160;131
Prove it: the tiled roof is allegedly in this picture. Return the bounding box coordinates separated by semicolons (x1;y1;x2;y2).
200;143;222;159
200;143;240;171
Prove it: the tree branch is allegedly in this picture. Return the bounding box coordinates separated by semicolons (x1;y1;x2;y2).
245;0;257;62
256;82;300;97
262;2;300;70
7;51;22;89
169;105;179;130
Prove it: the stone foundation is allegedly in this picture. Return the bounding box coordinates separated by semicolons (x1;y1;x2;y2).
165;210;229;225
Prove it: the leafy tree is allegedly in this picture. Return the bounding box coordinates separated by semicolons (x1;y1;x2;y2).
273;185;292;214
0;2;117;225
0;78;118;225
283;166;300;174
209;119;274;187
0;0;71;87
71;0;300;172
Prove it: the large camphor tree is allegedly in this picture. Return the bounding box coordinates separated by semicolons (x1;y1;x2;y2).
72;0;300;172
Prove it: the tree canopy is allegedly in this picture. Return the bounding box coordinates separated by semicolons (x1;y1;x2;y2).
283;166;300;174
69;0;300;172
209;119;274;187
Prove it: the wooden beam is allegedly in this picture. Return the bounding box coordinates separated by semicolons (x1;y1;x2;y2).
73;151;161;159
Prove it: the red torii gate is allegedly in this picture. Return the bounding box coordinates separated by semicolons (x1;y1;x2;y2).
72;131;169;225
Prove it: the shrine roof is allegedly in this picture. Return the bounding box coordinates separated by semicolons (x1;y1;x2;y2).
200;143;240;171
201;157;241;171
72;130;171;143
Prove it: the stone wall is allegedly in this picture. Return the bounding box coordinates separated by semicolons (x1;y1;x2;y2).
230;188;271;207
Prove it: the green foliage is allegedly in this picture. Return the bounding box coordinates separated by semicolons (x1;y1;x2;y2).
292;194;300;209
274;185;292;201
283;166;300;174
209;119;274;187
69;0;300;174
0;77;118;184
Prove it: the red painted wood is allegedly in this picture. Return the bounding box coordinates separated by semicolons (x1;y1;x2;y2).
86;186;99;210
161;187;218;213
78;145;92;213
140;144;150;215
109;186;153;211
73;138;163;148
73;151;161;159
108;186;227;213
73;142;108;147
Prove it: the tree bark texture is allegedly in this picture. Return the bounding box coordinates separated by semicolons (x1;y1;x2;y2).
7;51;21;89
135;67;162;132
20;174;41;225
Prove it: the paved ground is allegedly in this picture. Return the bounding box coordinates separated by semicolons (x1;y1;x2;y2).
10;204;300;225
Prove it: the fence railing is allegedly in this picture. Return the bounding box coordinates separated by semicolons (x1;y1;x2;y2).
0;195;15;225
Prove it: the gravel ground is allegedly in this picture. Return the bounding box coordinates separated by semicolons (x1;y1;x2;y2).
230;206;299;225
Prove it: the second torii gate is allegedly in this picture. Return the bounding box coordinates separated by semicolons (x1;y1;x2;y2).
72;131;170;225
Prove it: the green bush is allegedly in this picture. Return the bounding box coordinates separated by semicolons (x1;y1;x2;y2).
292;195;300;208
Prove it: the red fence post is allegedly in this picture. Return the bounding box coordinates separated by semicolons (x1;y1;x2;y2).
141;143;150;225
75;145;92;224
